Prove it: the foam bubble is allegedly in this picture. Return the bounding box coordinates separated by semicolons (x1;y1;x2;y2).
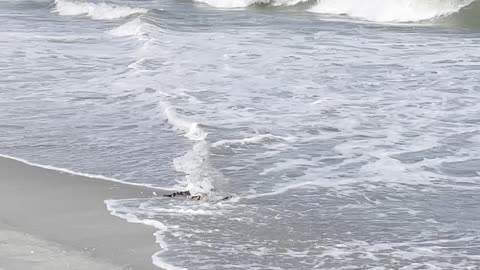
53;0;147;20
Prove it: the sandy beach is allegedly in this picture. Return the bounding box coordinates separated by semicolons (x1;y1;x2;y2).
0;156;161;270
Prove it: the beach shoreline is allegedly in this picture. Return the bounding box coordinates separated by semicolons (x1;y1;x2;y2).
0;156;162;270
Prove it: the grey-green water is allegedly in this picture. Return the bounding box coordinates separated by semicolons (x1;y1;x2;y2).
1;0;480;269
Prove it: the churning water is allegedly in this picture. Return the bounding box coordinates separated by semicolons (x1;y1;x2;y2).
1;0;480;269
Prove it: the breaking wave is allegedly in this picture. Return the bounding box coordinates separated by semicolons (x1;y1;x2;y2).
163;106;207;141
441;0;480;27
53;0;147;20
109;18;149;37
53;0;480;27
194;0;480;27
309;0;477;23
158;102;226;198
194;0;310;8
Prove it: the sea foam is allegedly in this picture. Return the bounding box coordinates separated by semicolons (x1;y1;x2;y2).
53;0;147;20
160;102;226;197
0;154;165;189
309;0;475;22
194;0;309;8
105;199;187;270
163;106;207;141
211;134;288;148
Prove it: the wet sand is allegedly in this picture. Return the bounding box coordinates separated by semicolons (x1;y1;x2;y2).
0;156;162;270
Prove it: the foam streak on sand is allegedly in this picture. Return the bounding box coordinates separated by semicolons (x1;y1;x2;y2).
0;154;166;190
105;200;188;270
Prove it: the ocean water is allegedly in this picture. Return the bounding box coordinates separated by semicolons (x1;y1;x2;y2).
2;0;480;269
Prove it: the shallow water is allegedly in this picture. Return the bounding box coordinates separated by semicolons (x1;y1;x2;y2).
1;0;480;269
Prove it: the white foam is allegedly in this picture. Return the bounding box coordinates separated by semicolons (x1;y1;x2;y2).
195;0;308;8
105;200;187;270
0;154;163;190
173;141;216;195
159;101;227;198
211;134;289;148
109;18;146;37
53;0;147;20
309;0;474;22
195;0;260;8
164;106;208;141
143;207;219;215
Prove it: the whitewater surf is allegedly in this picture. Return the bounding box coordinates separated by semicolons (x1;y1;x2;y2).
2;0;480;269
195;0;480;27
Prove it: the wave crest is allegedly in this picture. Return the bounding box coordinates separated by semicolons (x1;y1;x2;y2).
109;18;149;37
309;0;475;23
194;0;309;8
442;0;480;27
53;0;147;20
